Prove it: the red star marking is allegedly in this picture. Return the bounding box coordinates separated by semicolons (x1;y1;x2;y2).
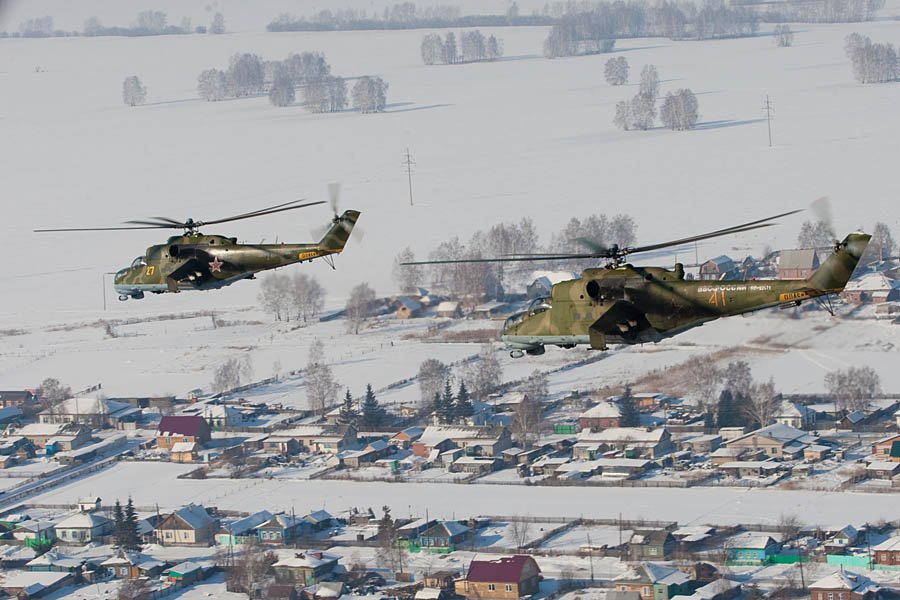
209;257;223;273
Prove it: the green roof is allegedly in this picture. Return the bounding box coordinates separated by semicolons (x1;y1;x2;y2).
890;441;900;458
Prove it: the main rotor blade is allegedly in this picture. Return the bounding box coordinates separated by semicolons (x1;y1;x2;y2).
200;200;325;227
124;219;185;228
575;237;614;255
623;209;801;256
401;253;600;266
34;225;173;232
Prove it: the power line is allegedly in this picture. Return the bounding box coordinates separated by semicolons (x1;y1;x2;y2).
762;95;774;147
402;148;415;206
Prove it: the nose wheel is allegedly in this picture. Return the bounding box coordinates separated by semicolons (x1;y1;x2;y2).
510;350;525;359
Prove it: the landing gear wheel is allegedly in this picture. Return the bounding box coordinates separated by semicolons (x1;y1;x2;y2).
510;350;525;359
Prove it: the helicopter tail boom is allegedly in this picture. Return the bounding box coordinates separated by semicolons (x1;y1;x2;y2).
319;210;361;253
806;232;871;293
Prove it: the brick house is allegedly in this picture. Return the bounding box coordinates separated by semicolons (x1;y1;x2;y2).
873;536;900;566
808;570;881;600
0;390;35;408
778;249;819;280
455;555;541;599
578;401;622;431
156;416;211;451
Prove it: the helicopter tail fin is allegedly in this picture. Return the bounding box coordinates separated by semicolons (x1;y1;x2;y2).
806;232;870;292
319;210;361;253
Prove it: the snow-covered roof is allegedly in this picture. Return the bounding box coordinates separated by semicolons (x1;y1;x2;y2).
779;249;818;270
39;396;131;416
580;401;622;419
435;301;460;312
810;570;879;593
1;571;71;593
169;504;215;530
417;425;499;446
578;427;667;444
55;512;111;530
221;511;274;535
866;461;900;472
844;273;900;292
170;441;198;453
725;532;776;549
727;423;807;445
305;509;333;524
775;401;813;418
873;536;900;551
273;551;340;569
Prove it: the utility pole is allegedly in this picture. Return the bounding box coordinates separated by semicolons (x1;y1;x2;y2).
587;532;595;583
402;148;415;206
762;95;774;147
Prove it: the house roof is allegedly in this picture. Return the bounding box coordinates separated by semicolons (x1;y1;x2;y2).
775;401;813;418
156;415;208;438
435;301;460;312
467;555;536;583
810;570;879;593
169;561;202;575
725;532;776;550
578;427;667;444
873;536;900;551
39;397;132;417
844;273;900;292
779;249;819;270
417;426;501;446
305;510;333;524
726;423;808;446
580;401;622;420
170;441;198;453
101;551;164;570
273;551;339;569
166;504;215;530
421;521;469;538
221;511;274;536
55;512;111;530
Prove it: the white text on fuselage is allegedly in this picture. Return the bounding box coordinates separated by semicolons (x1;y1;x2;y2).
696;285;773;293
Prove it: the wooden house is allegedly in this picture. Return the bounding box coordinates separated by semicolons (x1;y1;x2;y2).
871;434;900;462
456;555;541;600
414;521;470;553
578;401;622;431
724;533;779;565
257;513;307;545
154;504;217;546
630;530;676;560
55;512;112;544
614;563;693;600
101;551;165;579
272;551;340;585
166;561;203;585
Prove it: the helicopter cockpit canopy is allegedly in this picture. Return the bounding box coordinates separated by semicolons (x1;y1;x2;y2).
130;256;147;269
528;297;552;316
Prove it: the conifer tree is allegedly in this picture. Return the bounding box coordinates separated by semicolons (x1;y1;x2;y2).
454;381;474;423
619;384;640;427
339;388;358;426
440;380;455;424
433;391;445;423
361;384;384;428
113;499;126;547
123;497;141;550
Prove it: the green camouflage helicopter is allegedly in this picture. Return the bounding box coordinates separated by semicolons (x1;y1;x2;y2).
36;185;360;301
405;211;870;358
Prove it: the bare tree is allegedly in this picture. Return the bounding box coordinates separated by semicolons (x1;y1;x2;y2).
825;366;881;411
393;247;423;293
290;273;325;324
211;356;252;393
305;339;339;415
660;88;699;130
773;24;794;47
352;76;389;113
778;513;803;541
845;33;898;83
638;65;660;101
122;76;147;106
604;56;629;85
723;360;753;398
419;359;450;407
197;68;228;101
209;12;225;34
117;578;151;600
135;10;167;34
228;53;264;96
268;75;295;106
614;99;635;131
797;219;836;248
258;273;292;321
862;221;895;264
304;75;347;113
462;344;503;400
682;355;722;422
226;541;277;593
511;394;542;449
742;378;777;428
421;33;444;65
37;378;71;403
509;518;532;551
345;282;376;334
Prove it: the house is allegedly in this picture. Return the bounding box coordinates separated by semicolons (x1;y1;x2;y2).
303;510;334;532
435;301;462;318
414;521;470;552
700;256;736;281
342;439;394;468
724;423;817;460
823;526;859;554
166;561;203;585
1;571;74;599
709;447;749;466
38;396;142;428
873;536;900;566
578;401;622;431
839;411;869;431
774;401;816;429
871;434;900;462
169;441;198;463
842;273;900;304
456;555;541;599
54;512;112;543
263;435;301;456
412;426;512;458
272;551;341;585
0;390;36;408
395;297;423;319
629;530;676;561
278;425;357;453
216;511;274;546
389;427;424;449
724;533;779;565
16;422;92;451
778;249;820;280
808;570;882;600
26;549;90;573
257;513;307;545
0;406;24;425
156;415;212;450
180;402;243;430
718;461;781;479
423;570;461;589
101;551;165;579
615;563;693;600
866;461;900;480
396;517;437;540
77;497;101;513
804;444;831;462
453;456;501;474
677;434;721;454
576;427;674;458
154;504;217;546
671;578;741;600
12;520;57;546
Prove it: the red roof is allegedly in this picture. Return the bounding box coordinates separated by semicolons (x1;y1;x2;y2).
466;555;535;583
157;415;208;437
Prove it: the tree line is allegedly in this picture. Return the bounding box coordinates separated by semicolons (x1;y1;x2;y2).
844;33;898;84
797;217;894;265
267;2;551;32
421;30;504;65
7;10;227;38
613;63;699;131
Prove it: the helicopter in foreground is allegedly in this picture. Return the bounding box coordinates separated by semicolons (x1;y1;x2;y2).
405;211;870;357
36;185;360;301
